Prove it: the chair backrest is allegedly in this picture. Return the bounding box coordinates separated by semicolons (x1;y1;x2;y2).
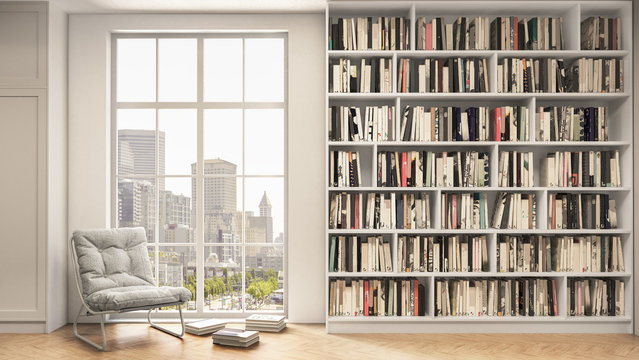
72;227;156;299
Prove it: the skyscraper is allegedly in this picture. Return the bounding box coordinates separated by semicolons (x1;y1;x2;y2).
118;129;165;189
117;178;156;241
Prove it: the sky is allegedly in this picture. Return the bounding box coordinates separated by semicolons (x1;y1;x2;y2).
116;37;285;235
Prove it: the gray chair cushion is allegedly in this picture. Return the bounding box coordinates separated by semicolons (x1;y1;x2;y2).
72;227;192;312
85;285;192;312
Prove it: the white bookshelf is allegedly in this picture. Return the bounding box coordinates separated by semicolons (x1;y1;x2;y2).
325;1;633;333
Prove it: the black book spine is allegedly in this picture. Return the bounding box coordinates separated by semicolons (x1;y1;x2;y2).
436;18;443;50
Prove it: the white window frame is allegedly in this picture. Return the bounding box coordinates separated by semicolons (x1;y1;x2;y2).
110;32;288;319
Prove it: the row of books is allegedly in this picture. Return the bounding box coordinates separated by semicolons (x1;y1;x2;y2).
548;193;617;230
441;192;488;229
435;278;558;317
568;58;624;93
331;15;571;51
497;58;566;93
540;151;621;188
535;106;609;142
491;192;537;229
490;17;564;51
328;278;426;317
569;278;624;316
330;58;392;93
497;151;534;187
581;17;621;50
328;235;393;273
329;192;431;230
399;235;488;273
329;150;362;188
329;105;396;141
332;57;624;94
399;105;529;142
329;17;410;51
416;16;491;51
376;151;489;188
397;57;489;93
497;235;624;273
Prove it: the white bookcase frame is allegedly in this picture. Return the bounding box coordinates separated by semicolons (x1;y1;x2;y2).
325;0;633;333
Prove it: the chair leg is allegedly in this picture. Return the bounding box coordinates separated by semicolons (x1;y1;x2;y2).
147;306;185;338
73;305;107;351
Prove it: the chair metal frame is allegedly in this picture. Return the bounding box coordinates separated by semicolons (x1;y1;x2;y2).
70;237;186;351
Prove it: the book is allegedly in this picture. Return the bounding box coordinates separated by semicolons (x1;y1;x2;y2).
398;57;488;93
435;278;558;317
245;314;287;332
330;192;430;230
184;319;227;336
330;57;392;93
212;328;259;348
329;16;409;50
581;17;621;50
329;278;425;317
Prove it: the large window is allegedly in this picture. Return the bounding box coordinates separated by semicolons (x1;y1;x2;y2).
112;34;286;315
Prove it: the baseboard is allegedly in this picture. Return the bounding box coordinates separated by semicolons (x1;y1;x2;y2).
0;322;47;333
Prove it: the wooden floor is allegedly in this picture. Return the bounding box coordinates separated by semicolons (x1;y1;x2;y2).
1;323;639;359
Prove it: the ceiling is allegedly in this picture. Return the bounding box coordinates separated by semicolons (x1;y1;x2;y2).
52;0;328;13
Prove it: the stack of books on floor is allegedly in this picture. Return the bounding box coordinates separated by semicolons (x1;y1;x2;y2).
212;328;259;348
245;314;287;332
184;319;227;336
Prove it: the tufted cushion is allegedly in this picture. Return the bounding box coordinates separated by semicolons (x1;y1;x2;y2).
72;228;192;312
85;285;192;312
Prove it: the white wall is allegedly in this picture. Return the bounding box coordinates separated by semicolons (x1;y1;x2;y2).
67;13;325;323
46;1;68;333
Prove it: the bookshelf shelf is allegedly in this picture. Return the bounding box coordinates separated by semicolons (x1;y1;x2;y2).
325;0;633;334
328;92;630;100
330;141;631;147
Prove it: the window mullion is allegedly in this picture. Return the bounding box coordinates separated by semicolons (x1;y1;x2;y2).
196;37;205;314
241;37;247;314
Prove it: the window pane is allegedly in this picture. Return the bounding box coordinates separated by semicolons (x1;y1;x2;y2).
117;109;156;176
244;178;283;244
203;177;242;244
204;109;243;172
117;38;156;102
245;246;284;311
117;178;156;243
204;39;242;102
159;109;197;175
159;178;194;243
245;109;284;175
204;245;242;311
158;246;197;310
158;39;197;102
245;38;284;102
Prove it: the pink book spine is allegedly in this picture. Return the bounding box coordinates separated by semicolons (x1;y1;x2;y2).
425;23;433;50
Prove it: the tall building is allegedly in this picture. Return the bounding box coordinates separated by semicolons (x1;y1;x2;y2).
159;190;191;227
118;178;156;241
191;159;237;215
118;129;165;189
192;159;239;256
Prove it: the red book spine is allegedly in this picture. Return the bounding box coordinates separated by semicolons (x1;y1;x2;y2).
452;194;457;229
495;107;502;141
425;23;433;50
364;280;369;316
401;152;408;187
402;59;407;93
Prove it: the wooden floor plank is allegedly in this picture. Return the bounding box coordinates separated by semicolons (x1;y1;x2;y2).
1;323;639;359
